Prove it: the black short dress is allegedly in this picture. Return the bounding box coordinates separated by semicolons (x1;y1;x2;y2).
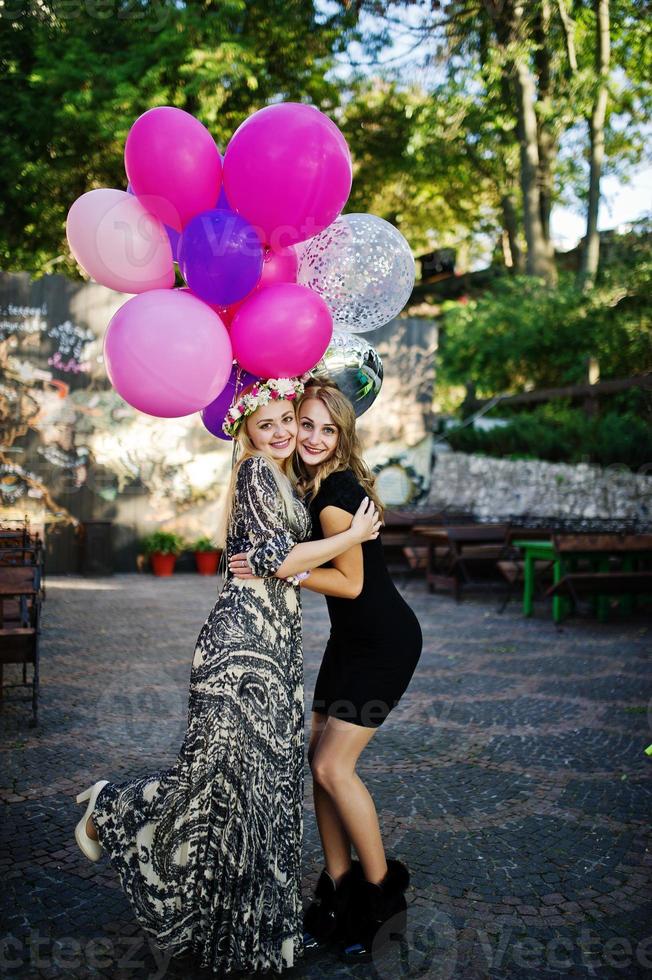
309;467;422;728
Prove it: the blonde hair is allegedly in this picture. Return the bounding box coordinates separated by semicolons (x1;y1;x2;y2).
217;397;300;547
295;380;384;519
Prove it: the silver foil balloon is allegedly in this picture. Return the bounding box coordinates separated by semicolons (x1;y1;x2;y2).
309;330;383;416
297;213;415;333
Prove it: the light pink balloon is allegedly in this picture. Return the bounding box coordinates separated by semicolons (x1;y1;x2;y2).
66;189;175;293
125;106;222;231
230;283;333;378
104;289;232;418
223;103;352;248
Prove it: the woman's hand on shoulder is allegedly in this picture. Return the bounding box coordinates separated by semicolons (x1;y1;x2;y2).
350;497;381;543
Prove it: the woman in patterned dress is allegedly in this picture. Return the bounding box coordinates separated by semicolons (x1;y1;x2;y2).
72;377;380;978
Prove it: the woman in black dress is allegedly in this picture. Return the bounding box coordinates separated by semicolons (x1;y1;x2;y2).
229;379;422;963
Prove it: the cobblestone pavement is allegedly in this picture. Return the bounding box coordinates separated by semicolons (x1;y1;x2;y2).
1;574;651;979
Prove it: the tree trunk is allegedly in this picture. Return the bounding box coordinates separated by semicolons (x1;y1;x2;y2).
579;0;610;291
513;56;557;283
487;0;557;284
501;193;524;272
533;0;556;262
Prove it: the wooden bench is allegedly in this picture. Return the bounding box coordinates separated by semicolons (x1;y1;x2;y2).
547;533;652;622
381;510;466;574
412;523;511;601
547;570;652;600
0;565;41;727
0;523;46;600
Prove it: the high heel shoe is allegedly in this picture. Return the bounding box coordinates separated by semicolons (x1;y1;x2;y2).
303;860;363;953
339;858;410;963
74;780;109;861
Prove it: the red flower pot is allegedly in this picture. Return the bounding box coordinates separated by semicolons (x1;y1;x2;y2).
150;552;177;577
194;550;221;575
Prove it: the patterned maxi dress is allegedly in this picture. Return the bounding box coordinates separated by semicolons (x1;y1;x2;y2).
91;455;311;977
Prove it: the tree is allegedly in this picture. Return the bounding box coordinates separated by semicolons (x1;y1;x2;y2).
334;0;649;284
0;0;346;275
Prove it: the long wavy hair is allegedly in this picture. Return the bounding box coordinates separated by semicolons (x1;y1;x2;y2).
295;380;384;519
217;395;301;547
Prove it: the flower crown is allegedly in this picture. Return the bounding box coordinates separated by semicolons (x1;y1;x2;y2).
222;377;306;438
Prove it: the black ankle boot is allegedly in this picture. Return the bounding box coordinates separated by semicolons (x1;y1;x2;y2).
339;858;410;963
303;860;363;953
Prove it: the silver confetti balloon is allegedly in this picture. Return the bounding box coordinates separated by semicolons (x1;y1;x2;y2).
308;330;383;416
297;213;415;333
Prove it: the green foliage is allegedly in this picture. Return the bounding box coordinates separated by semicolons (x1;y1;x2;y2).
1;0;344;274
340;78;499;260
140;530;186;556
190;536;220;553
338;0;650;276
438;256;652;397
445;403;652;469
437;230;652;466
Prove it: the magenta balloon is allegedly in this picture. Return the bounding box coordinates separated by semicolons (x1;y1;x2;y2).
260;244;298;286
125;107;222;232
230;283;333;378
104;289;232;418
213;244;298;324
66;189;174;293
223;103;352;248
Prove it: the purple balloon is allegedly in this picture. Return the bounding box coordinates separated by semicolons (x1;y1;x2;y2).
166;224;180;262
201;363;259;440
216;185;231;209
178;208;264;306
127;182;180;262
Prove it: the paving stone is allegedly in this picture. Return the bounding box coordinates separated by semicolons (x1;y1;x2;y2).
0;573;650;979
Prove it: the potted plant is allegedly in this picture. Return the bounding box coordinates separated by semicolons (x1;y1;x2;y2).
141;531;186;577
191;536;222;576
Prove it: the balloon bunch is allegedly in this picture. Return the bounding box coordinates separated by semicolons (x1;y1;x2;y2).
66;102;415;436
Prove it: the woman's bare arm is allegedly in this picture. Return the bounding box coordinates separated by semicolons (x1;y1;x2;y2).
300;505;363;599
229;497;379;579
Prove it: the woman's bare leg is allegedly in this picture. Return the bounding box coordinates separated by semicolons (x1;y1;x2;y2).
308;711;352;882
86;816;98;840
311;716;387;884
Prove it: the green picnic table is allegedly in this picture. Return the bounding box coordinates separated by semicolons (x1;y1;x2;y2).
512;535;652;623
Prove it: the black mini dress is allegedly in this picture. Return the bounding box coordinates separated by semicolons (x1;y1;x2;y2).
308;467;422;728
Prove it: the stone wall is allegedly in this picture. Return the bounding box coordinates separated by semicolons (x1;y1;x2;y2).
428;449;652;526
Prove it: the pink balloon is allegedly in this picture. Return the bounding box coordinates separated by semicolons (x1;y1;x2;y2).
223;103;352;248
230;283;333;377
125;107;222;232
260;244;298;286
218;244;298;324
66;189;175;293
104;289;232;418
